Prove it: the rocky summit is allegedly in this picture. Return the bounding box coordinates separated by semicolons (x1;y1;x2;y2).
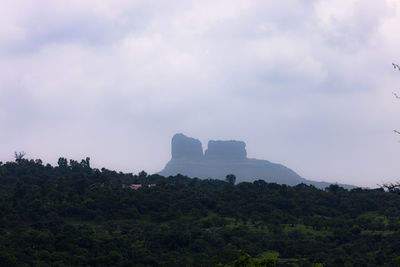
158;133;355;189
172;133;203;160
205;140;247;160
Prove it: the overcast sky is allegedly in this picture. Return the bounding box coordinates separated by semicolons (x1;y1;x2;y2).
1;0;400;187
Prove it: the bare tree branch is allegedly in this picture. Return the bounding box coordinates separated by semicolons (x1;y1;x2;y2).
14;151;26;163
381;181;400;193
393;63;400;136
386;63;400;188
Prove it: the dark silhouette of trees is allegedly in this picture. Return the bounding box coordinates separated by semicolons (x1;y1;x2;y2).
225;174;236;185
14;151;26;163
1;156;400;266
381;181;400;194
58;157;68;168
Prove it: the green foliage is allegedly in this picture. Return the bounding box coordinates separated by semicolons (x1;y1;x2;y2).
0;157;400;266
216;250;278;267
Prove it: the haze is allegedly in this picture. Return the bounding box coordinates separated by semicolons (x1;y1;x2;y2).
1;0;400;188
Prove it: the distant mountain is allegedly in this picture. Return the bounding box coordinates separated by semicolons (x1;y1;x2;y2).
158;133;355;189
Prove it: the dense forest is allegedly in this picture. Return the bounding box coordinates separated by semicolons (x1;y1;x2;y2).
1;156;400;266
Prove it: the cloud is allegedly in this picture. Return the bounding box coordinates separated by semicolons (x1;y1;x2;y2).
315;0;393;49
0;0;399;187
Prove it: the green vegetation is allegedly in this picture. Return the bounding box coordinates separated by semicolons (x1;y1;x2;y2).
1;156;400;266
216;250;278;267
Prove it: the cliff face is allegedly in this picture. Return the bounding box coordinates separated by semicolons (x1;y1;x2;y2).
171;133;203;160
159;133;304;185
158;133;354;189
171;134;247;160
205;140;246;160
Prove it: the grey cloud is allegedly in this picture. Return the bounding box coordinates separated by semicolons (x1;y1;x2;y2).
0;0;400;187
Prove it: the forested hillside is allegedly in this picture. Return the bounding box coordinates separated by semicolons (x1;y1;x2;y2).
1;157;400;266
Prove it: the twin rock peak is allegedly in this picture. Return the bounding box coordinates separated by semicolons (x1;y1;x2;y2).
158;133;302;185
158;133;355;189
171;133;247;161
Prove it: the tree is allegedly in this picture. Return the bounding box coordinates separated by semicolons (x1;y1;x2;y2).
216;250;278;267
382;63;400;191
225;174;236;185
381;62;400;194
381;182;400;194
14;151;26;163
58;157;68;168
139;171;148;179
81;157;91;169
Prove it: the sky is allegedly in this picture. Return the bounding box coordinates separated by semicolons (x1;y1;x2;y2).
1;0;400;187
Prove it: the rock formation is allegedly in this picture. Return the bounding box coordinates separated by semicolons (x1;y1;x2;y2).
171;133;203;160
205;140;246;160
158;133;355;189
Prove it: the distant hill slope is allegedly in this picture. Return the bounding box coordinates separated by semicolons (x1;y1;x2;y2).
158;133;355;189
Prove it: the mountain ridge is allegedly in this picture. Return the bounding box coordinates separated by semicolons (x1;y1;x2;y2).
158;133;355;189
